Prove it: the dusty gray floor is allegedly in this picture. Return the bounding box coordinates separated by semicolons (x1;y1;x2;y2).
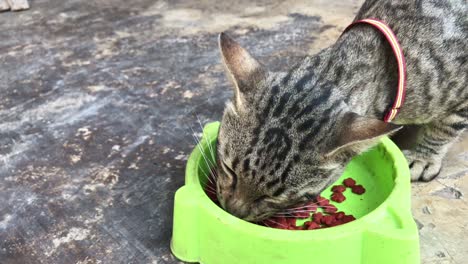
0;0;466;263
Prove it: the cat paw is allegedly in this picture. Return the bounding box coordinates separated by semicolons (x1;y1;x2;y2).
403;150;443;182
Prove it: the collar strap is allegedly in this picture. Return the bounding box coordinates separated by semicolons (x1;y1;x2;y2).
343;18;407;122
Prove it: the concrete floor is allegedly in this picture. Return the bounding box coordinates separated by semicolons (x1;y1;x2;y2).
0;0;466;263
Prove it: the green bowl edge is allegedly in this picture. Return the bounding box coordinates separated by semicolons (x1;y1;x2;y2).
171;121;420;263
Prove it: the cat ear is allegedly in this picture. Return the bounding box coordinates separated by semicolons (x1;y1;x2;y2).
218;32;266;109
325;112;402;158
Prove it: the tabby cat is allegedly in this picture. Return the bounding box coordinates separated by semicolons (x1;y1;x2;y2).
215;0;467;221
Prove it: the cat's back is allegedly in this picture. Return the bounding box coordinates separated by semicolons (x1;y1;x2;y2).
356;0;466;43
357;0;467;119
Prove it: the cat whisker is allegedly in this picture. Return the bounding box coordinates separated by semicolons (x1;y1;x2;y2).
189;125;218;186
199;166;218;191
201;164;218;187
207;166;218;180
272;212;292;217
287;201;322;210
289;205;336;211
274;210;313;214
270;214;301;218
281;206;337;214
160;125;217;189
285;202;338;211
273;212;297;215
204;180;216;188
285;205;318;211
200;165;218;191
263;218;288;228
189;125;218;176
198;165;217;189
205;186;216;192
204;184;216;192
191;125;217;171
198;164;215;186
205;189;216;195
196;115;218;170
160;126;194;147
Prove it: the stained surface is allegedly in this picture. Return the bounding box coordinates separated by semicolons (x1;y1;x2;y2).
0;0;466;263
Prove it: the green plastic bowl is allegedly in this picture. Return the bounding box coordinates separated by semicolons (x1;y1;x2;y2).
171;122;419;264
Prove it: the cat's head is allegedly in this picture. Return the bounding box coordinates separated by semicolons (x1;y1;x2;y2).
215;33;401;221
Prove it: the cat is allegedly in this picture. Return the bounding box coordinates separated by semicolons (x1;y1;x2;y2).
215;0;467;221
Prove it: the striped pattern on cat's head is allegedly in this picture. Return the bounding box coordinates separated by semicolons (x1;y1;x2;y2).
216;33;400;221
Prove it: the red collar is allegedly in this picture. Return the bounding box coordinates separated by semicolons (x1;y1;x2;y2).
343;18;407;123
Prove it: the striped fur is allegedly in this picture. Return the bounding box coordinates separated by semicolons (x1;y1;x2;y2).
216;0;467;221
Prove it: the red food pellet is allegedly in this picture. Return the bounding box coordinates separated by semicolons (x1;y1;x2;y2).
343;178;356;187
317;196;330;206
286;217;297;227
303;221;312;229
351;185;366;194
334;212;345;220
331;185;346;193
331;192;346;203
324;204;338;214
293;211;310;219
306;221;321;230
322;215;336;226
342;215;356;223
303;202;318;212
312;212;323;224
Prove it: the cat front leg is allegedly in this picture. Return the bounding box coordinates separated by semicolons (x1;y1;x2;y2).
403;111;467;182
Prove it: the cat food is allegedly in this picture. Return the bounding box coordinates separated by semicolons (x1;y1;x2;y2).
331;192;346;203
334;211;345;220
322;215;336;226
316;195;330;206
303;201;318;212
259;194;356;230
204;175;365;230
312;212;323;224
304;221;321;230
351;185;366;194
324;204;338;214
343;178;356;187
342;215;356;223
286;217;297;226
294;211;312;219
331;185;346;193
